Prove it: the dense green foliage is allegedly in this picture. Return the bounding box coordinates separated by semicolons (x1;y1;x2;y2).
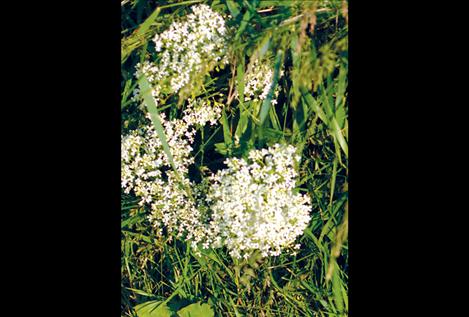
121;1;348;316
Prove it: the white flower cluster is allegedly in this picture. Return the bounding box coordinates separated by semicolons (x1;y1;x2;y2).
243;59;284;105
121;99;221;244
134;4;229;101
204;144;311;259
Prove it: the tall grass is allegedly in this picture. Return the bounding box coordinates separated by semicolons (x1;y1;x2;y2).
121;1;348;316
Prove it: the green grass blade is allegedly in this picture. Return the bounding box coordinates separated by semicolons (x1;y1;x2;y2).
300;86;328;124
138;76;177;172
138;75;193;199
331;261;345;314
234;9;251;41
329;158;338;208
236;60;245;107
335;64;347;129
222;106;232;146
226;0;241;18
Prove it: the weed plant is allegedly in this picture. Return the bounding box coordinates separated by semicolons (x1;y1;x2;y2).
121;1;348;316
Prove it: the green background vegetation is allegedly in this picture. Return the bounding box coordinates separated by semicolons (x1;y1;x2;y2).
121;1;348;316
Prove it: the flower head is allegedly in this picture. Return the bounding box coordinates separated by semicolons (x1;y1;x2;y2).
133;4;229;101
204;144;311;259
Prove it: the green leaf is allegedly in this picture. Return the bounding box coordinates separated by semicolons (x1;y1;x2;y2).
243;267;256;278
138;76;176;172
268;106;281;131
235;10;251;41
236;60;245;107
244;0;261;12
321;82;348;159
258;0;297;8
329;158;338;208
134;300;173;317
335;101;346;130
121;212;145;229
241;115;254;142
214;142;228;155
226;0;240;18
135;8;161;37
258;37;271;59
332;261;345;313
127;288;157;298
335;65;347;129
249;35;271;65
122;231;153;243
331;115;348;158
300;86;327;124
138;75;194;199
319;195;347;243
177;302;214;317
235;110;249;138
262;127;284;143
292;96;310;138
221;107;232;146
